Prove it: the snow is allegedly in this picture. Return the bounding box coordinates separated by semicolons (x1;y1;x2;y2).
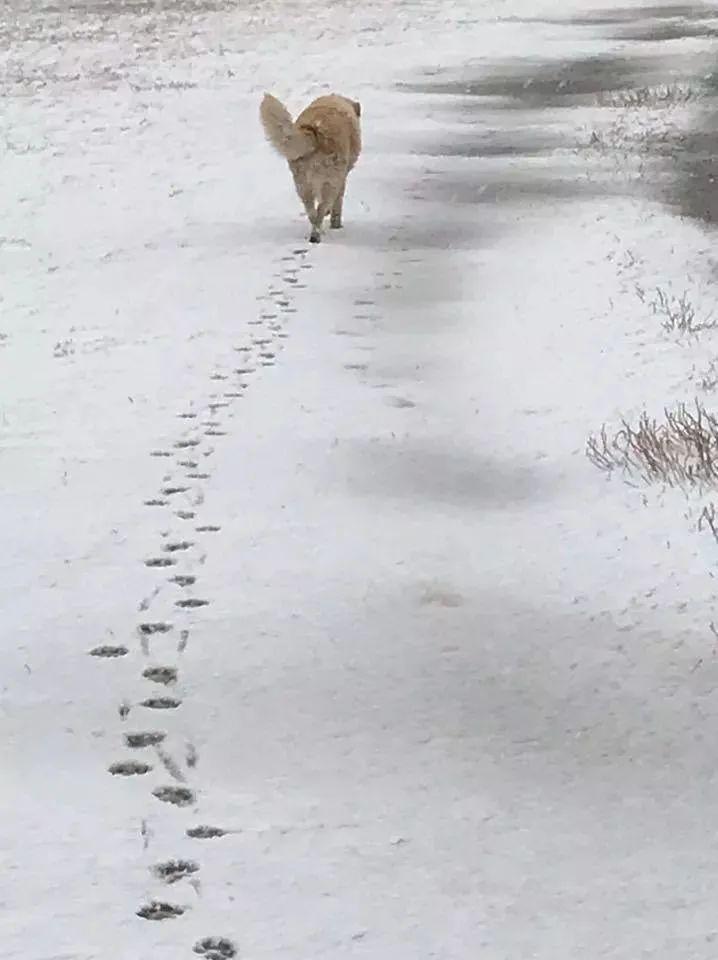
3;0;718;957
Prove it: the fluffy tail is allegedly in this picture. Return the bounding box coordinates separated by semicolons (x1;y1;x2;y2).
259;93;315;161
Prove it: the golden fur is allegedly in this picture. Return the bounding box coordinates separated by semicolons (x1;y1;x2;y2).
259;92;362;244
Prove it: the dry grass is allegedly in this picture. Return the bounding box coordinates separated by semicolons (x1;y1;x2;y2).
587;82;699;168
698;501;718;542
587;400;718;489
690;358;718;393
634;284;715;335
597;83;699;109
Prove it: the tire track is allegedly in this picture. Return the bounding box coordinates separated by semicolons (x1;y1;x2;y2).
89;245;310;954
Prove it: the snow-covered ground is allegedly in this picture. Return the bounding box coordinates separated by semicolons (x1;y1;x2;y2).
3;1;718;957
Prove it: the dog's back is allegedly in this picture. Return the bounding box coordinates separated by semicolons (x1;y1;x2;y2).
295;95;361;170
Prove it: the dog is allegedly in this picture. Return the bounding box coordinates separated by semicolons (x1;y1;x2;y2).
259;92;362;244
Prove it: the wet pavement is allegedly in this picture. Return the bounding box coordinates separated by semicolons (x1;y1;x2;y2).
401;3;718;227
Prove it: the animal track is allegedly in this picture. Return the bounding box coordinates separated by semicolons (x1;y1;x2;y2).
143;665;178;685
108;760;152;776
138;622;173;636
115;249;308;934
170;574;196;587
163;540;193;553
157;747;186;782
89;644;129;658
137;901;186;921
153;859;199;884
186;825;226;839
124;731;167;748
142;696;182;710
194;937;238;959
139;588;160;612
153;785;196;807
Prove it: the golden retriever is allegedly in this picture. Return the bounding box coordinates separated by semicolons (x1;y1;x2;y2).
259;93;362;243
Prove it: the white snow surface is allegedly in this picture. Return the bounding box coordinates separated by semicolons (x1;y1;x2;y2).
3;0;718;957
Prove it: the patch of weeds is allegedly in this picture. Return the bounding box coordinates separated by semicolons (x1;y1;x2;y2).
598;83;699;109
587;400;718;489
698;501;718;542
586;112;672;166
689;358;718;393
636;284;715;335
53;339;75;358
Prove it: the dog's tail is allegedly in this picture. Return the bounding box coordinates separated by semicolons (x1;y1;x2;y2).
259;93;315;161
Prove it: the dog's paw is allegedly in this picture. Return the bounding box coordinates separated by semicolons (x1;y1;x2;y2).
330;219;343;230
309;233;321;244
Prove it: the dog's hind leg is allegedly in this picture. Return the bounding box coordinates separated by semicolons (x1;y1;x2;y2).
309;200;332;243
297;189;316;228
330;181;346;229
291;168;316;234
309;183;336;244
